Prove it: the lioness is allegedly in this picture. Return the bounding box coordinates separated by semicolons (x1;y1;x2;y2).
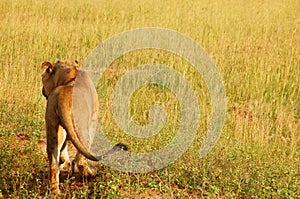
41;60;127;196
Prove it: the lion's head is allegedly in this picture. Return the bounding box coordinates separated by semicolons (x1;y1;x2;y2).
41;60;79;99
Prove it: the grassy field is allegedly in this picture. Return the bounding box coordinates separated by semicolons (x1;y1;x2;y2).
0;0;299;198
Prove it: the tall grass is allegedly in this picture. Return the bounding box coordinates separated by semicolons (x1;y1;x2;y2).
0;0;299;198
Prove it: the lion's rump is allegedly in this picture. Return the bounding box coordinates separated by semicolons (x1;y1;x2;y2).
72;70;98;152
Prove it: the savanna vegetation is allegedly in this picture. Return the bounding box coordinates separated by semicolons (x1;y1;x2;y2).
0;0;299;198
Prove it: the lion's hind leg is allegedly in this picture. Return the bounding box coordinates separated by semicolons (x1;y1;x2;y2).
59;127;72;173
72;152;97;177
46;119;68;195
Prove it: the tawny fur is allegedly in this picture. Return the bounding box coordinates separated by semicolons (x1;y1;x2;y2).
42;60;128;196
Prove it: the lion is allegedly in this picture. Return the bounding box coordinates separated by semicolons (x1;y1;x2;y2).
41;60;127;196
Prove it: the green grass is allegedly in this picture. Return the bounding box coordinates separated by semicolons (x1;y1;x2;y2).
0;0;299;198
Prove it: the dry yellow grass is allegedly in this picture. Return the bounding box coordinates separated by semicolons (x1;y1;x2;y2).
0;0;299;198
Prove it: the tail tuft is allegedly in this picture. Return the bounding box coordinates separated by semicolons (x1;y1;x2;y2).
115;143;129;151
95;142;129;161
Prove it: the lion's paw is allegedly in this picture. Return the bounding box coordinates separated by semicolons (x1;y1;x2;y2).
59;160;72;173
75;163;97;177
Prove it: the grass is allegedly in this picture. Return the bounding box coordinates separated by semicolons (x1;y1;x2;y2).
0;0;299;198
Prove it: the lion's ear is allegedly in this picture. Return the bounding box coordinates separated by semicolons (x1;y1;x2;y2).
74;60;80;69
42;61;53;74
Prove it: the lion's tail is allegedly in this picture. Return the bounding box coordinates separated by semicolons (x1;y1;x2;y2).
58;104;127;161
94;143;128;160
